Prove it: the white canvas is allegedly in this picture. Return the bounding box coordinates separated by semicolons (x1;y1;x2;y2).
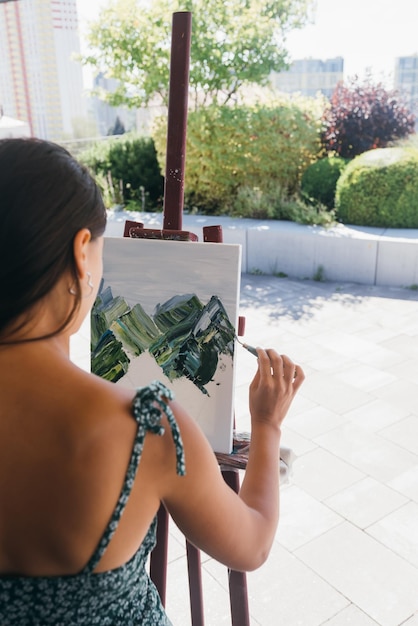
91;237;242;453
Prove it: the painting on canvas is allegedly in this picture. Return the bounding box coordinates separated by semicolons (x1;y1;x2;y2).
91;237;242;453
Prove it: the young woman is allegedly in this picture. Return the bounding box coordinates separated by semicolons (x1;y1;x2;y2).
0;137;304;624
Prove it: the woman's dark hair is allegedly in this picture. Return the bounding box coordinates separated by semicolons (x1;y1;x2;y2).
0;137;107;341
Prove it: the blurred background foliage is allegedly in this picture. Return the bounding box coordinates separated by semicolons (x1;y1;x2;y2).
77;0;417;228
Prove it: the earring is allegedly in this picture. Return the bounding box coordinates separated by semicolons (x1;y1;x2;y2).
68;273;94;297
86;272;94;297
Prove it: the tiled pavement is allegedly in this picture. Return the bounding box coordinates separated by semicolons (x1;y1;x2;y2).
71;274;418;626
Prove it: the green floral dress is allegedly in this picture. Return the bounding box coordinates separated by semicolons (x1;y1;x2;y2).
0;381;186;625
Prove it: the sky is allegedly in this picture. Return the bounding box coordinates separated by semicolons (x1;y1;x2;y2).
285;0;418;83
76;0;418;88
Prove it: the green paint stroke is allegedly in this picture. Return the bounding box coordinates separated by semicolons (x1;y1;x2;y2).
111;303;161;356
91;287;130;349
91;287;236;393
153;293;203;333
91;330;130;383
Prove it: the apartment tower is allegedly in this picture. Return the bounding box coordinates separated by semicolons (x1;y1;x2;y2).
272;57;344;99
0;0;85;139
394;55;418;120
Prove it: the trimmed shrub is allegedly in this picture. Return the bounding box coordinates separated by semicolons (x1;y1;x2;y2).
79;134;164;210
321;77;415;159
335;147;418;227
301;155;348;209
153;97;324;215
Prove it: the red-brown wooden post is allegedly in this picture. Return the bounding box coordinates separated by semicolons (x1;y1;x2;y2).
163;11;192;232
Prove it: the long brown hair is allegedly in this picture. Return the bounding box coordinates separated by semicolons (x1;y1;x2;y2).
0;138;107;342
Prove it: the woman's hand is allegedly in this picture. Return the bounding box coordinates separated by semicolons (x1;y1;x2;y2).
249;349;304;429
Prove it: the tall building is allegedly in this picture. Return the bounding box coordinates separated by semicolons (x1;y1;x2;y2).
271;57;344;98
91;73;136;136
394;55;418;116
0;0;85;139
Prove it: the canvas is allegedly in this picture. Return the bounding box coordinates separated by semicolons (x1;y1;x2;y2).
91;237;242;453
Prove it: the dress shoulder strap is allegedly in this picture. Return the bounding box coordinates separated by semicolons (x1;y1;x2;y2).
83;380;186;574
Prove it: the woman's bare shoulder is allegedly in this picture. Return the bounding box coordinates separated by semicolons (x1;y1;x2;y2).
73;367;136;414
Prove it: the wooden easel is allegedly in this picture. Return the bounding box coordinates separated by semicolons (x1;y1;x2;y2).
123;12;250;626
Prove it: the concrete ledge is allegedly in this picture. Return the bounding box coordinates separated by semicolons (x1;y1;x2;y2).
106;211;418;287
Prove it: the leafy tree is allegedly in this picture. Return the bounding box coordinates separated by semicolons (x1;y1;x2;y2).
83;0;313;108
321;76;416;159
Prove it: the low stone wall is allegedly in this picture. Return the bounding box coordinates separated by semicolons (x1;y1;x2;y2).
106;211;418;287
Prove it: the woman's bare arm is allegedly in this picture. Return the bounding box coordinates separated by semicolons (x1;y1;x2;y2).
160;349;304;572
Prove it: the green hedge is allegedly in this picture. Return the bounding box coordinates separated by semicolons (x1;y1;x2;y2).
79;135;164;210
301;155;348;209
335;147;418;227
153;97;323;215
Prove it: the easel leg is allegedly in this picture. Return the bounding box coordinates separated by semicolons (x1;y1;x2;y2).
186;540;205;626
150;504;169;606
228;569;250;626
222;469;251;626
